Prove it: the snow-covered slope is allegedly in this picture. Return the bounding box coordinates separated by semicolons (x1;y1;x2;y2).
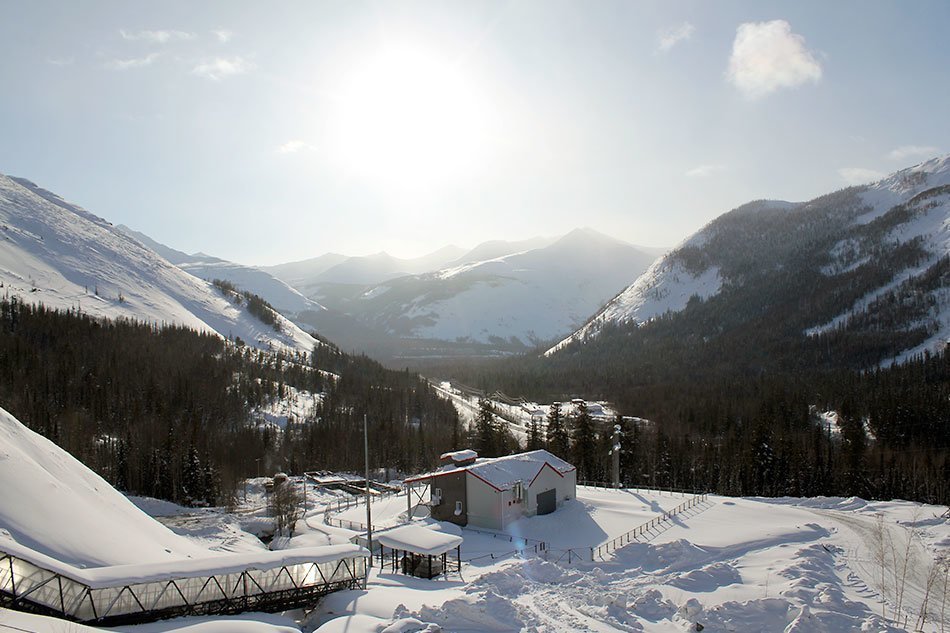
0;175;315;354
309;228;659;351
117;224;327;317
549;156;950;356
0;406;206;568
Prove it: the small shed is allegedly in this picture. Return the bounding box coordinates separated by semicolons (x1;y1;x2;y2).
375;524;463;579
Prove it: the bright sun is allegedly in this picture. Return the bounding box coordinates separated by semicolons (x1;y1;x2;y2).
330;43;489;190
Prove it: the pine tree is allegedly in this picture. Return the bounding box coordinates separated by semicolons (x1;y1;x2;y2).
571;401;597;481
475;398;499;457
182;446;205;506
545;402;570;459
526;416;544;451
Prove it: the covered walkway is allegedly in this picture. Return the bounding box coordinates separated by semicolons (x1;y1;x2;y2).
0;539;368;626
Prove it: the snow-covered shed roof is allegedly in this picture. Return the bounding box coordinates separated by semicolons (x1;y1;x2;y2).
405;449;574;491
440;449;477;463
375;524;463;556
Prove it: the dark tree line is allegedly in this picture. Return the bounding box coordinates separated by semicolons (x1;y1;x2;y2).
0;298;459;506
419;321;949;504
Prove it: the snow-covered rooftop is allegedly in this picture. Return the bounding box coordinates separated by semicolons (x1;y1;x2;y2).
406;449;574;491
375;524;463;556
440;449;477;463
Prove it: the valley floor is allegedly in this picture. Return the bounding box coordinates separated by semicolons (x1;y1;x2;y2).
2;486;947;632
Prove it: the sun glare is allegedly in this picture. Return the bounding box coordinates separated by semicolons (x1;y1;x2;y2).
330;43;489;190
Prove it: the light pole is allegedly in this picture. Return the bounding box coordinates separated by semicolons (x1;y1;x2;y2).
364;414;373;567
610;424;622;488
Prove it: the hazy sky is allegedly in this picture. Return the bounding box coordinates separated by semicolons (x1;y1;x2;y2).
1;1;948;265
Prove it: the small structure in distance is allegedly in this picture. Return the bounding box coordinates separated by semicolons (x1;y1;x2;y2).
405;449;576;530
375;524;463;579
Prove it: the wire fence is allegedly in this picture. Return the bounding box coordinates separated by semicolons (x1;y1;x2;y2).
323;486;403;514
577;481;703;497
321;486;403;532
591;492;709;560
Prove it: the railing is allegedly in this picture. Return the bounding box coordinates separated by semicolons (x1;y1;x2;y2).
325;517;369;531
591;493;709;560
577;481;705;497
0;546;367;627
321;485;404;532
324;486;403;514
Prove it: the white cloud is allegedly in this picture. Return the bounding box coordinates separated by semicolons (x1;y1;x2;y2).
685;164;726;177
47;57;74;67
192;56;252;80
657;23;695;53
105;53;161;70
277;140;314;154
212;29;234;43
838;167;885;185
727;20;822;99
120;29;195;43
886;145;941;161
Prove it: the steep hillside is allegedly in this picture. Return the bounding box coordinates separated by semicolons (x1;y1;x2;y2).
0;175;314;354
117;224;326;317
299;228;660;361
550;156;950;361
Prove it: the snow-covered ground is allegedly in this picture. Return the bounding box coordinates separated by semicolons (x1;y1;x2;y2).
3;403;948;632
251;383;324;430
313;490;950;633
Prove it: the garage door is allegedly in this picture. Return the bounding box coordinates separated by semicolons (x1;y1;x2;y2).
537;489;557;515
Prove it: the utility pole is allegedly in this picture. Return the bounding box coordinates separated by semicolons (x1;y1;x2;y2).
611;424;622;488
364;414;373;567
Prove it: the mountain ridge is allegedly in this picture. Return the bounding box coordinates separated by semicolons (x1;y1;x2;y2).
547;155;950;361
0;174;315;355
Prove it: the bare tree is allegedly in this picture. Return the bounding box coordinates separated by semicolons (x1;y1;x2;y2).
269;477;303;537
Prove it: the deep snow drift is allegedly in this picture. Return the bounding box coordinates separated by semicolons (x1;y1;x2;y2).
0;406;206;568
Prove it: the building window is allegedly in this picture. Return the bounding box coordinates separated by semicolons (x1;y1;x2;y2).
512;481;524;503
454;501;463;516
432;487;442;505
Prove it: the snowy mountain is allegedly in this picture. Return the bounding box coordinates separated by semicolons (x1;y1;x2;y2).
443;235;558;267
266;245;466;290
0;175;315;354
549;156;950;361
116;225;326;317
300;228;659;360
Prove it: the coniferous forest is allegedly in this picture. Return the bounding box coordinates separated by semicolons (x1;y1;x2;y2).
421;315;950;505
0;298;459;506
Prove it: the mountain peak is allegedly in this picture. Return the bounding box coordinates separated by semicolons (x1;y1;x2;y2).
552;226;629;248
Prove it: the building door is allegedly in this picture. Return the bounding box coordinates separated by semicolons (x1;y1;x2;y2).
537;489;557;515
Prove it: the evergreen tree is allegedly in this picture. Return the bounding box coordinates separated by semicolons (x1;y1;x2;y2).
475;398;499;457
182;446;205;506
571;401;598;481
526;416;544;451
545;402;570;459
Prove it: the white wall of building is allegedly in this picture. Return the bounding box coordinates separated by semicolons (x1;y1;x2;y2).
463;464;577;530
526;466;576;515
465;476;504;530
